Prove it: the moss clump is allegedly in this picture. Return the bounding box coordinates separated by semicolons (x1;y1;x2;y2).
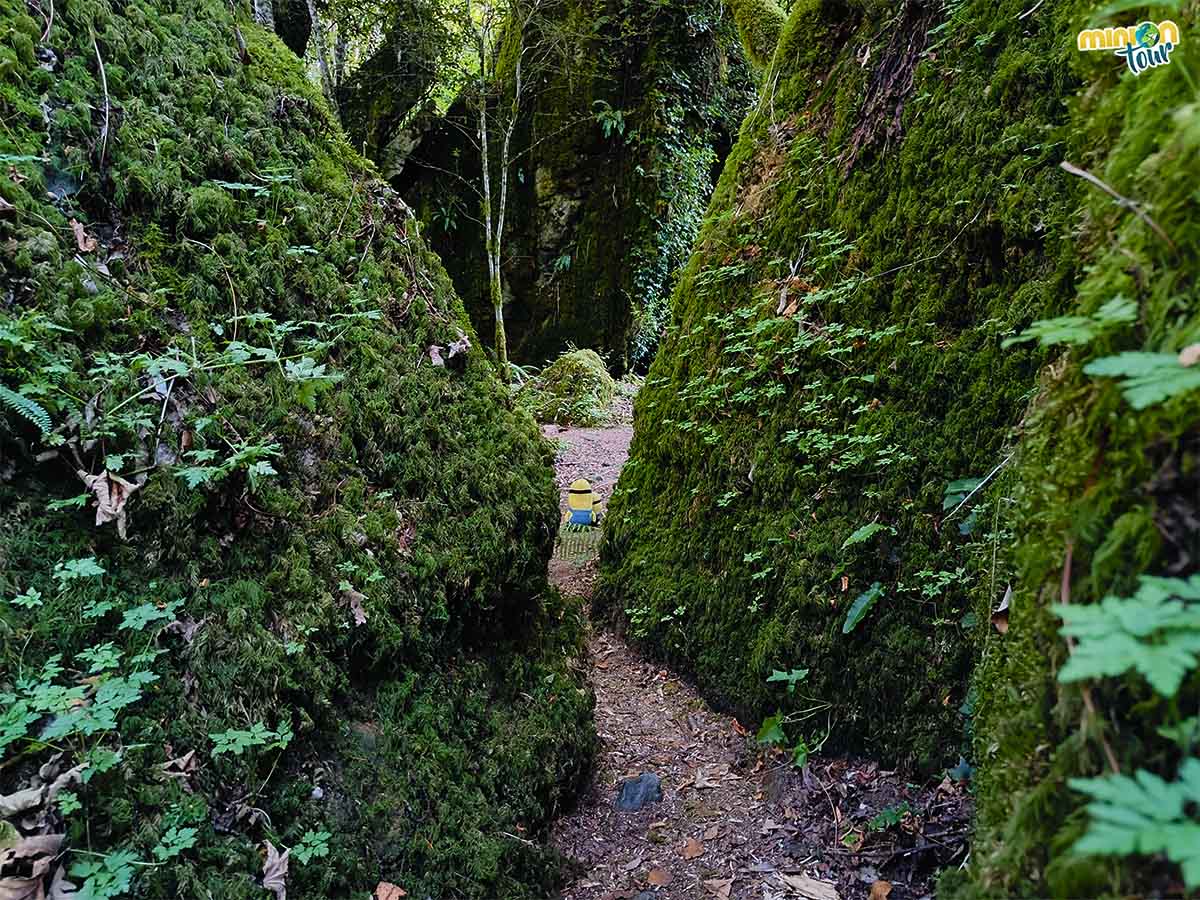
519;348;617;427
722;0;786;69
0;1;592;897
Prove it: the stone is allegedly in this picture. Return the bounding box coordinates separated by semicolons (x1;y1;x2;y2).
615;773;662;811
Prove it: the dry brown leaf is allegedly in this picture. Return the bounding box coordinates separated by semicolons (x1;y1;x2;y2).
0;876;42;900
680;837;704;860
343;587;368;626
646;868;673;887
47;867;77;899
776;873;839;900
704;877;734;899
0;833;64;871
374;883;407;900
1180;343;1200;368
869;881;892;900
261;841;288;900
69;219;96;253
991;584;1012;635
0;765;84;818
78;469;140;539
702;824;719;840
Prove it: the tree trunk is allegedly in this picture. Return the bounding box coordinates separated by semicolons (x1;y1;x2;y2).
306;0;337;109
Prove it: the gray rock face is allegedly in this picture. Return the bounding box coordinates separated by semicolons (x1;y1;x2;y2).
615;772;662;811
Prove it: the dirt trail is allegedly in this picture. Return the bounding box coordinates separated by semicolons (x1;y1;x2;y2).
545;423;971;900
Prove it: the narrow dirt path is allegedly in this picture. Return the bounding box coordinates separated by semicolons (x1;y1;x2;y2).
545;423;971;900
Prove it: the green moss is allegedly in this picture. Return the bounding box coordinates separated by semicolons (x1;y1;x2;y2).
723;0;786;69
601;0;1088;767
518;348;617;426
0;1;592;897
603;0;1198;892
953;14;1200;896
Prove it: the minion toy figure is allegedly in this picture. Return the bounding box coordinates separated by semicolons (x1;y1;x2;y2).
567;478;602;526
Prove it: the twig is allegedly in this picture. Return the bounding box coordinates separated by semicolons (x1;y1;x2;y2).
1060;160;1176;251
39;0;54;40
867;209;984;285
91;29;110;169
944;451;1014;522
1060;539;1121;775
1017;0;1045;19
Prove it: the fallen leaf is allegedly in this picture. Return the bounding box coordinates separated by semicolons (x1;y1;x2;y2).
991;584;1012;634
447;332;471;361
0;876;41;900
0;197;14;216
343;587;368;626
680;837;704;859
646;868;673;887
869;881;892;900
776;873;839;900
70;218;96;252
0;764;84;818
374;883;407;900
621;856;643;872
702;824;719;840
261;841;288;900
0;833;64;870
428;345;445;367
47;867;77;899
1180;343;1200;368
704;877;734;899
163;616;204;644
79;470;140;539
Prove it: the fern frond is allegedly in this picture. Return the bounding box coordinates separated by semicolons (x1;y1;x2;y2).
0;383;51;433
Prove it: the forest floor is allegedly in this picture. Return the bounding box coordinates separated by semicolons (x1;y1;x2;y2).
543;416;974;900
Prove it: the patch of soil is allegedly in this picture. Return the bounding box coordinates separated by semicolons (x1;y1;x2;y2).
547;424;971;900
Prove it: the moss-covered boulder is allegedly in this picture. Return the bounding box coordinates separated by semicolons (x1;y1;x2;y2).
601;0;1198;892
600;0;1090;768
944;14;1200;899
397;0;756;370
0;2;591;898
518;348;617;427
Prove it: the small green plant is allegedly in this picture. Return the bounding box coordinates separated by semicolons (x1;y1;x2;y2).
292;829;332;865
1002;296;1137;348
867;801;912;832
766;668;809;694
1084;350;1200;410
0;382;51;432
1069;761;1200;887
1058;574;1200;886
210;720;293;757
1055;574;1200;697
841;521;894;550
153;826;199;861
843;583;884;634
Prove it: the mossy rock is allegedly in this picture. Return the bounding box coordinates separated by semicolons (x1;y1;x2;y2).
601;0;1199;893
0;1;592;897
519;348;616;427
